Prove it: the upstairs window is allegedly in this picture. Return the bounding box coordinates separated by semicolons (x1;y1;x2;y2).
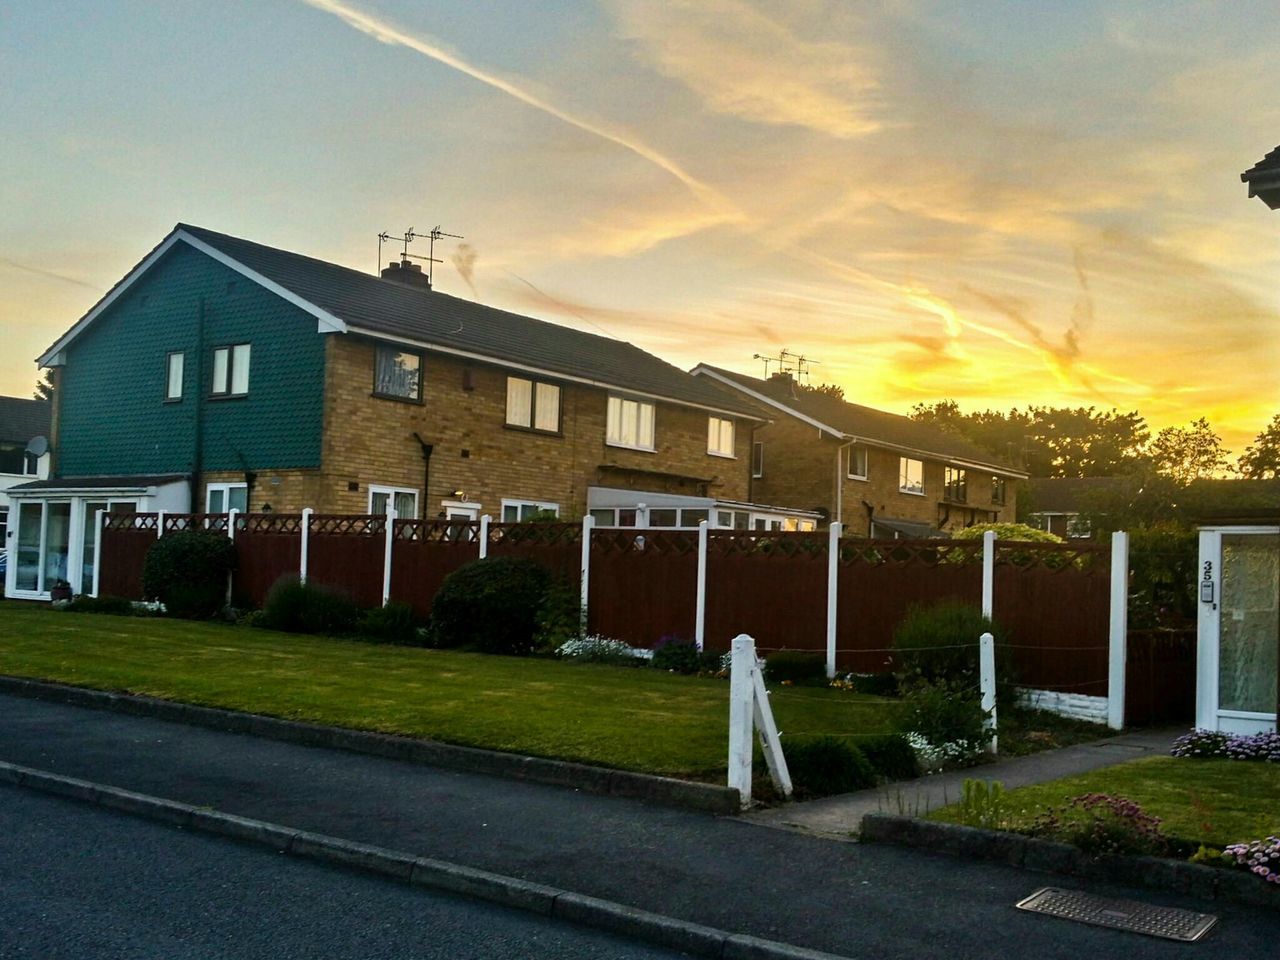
374;345;422;401
707;417;735;457
607;396;655;451
505;377;561;433
944;467;967;503
211;344;251;396
165;352;184;401
899;457;924;496
991;476;1007;505
847;445;868;480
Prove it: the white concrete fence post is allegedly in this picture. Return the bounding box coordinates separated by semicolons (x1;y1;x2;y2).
727;633;792;808
695;520;709;651
226;508;239;608
825;521;842;679
91;509;105;598
579;515;594;635
299;507;313;584
478;514;490;559
980;630;998;754
981;529;996;619
1107;530;1130;731
156;510;166;539
382;503;396;608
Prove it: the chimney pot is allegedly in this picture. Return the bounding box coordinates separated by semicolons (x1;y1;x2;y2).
381;258;431;289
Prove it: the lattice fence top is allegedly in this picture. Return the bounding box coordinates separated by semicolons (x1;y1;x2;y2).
163;513;229;534
104;513;159;532
393;518;482;543
993;539;1108;574
237;513;304;535
707;530;828;560
591;529;699;556
309;514;386;536
489;521;582;547
837;537;984;568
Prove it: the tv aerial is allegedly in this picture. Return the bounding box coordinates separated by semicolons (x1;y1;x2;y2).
377;225;464;285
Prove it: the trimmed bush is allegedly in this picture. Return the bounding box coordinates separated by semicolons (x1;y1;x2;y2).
953;522;1062;544
261;576;361;635
63;595;136;616
892;599;1014;703
141;531;238;619
764;650;826;685
652;637;701;673
535;579;583;653
782;736;875;798
851;672;899;697
857;733;920;782
894;678;990;770
358;601;419;645
427;557;551;656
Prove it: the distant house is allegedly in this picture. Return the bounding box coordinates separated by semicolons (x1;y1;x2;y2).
691;366;1025;537
0;396;51;576
1242;145;1280;208
7;224;818;599
1024;477;1125;538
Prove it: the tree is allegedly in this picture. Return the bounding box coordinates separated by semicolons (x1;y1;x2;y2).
799;382;845;400
1237;414;1280;479
1148;417;1229;485
33;371;54;403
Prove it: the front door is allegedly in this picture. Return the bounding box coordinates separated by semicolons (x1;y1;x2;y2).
1197;527;1279;733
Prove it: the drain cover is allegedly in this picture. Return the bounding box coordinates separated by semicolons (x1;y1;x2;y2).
1016;887;1218;942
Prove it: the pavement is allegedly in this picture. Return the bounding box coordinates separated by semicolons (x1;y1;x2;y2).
1;692;1274;959
745;727;1180;838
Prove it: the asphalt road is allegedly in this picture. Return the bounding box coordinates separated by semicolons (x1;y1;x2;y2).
0;785;690;960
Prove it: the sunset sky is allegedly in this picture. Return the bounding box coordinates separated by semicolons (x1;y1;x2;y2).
3;1;1279;451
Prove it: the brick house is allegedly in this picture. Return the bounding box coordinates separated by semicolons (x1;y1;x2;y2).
691;366;1025;536
6;225;818;599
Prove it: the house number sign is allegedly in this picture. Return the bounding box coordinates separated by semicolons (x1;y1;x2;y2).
1200;560;1215;606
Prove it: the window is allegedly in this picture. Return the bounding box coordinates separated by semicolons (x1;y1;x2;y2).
505;376;561;433
1067;514;1093;539
847;445;868;480
707;417;735;457
991;476;1007;506
680;508;709;527
24;452;38;475
898;457;924;495
501;499;559;522
369;485;418;518
211;343;251;396
649;508;678;527
206;483;248;513
373;345;422;401
944;467;967;503
606;395;655;451
165;352;184;401
0;506;7;547
751;441;764;479
716;509;750;530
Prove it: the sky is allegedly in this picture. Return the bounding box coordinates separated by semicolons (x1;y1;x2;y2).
3;0;1280;453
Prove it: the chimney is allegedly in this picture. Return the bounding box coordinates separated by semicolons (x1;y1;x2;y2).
381;257;431;290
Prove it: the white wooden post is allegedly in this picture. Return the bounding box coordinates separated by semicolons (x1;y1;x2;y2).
981;529;996;618
728;635;756;805
980;631;998;754
695;520;708;651
225;508;239;608
579;515;594;635
1107;530;1130;731
156;510;166;539
479;514;490;559
752;666;792;797
299;507;313;584
382;504;396;608
91;509;105;598
825;521;841;679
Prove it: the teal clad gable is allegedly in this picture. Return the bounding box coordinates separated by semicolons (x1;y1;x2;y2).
57;242;326;477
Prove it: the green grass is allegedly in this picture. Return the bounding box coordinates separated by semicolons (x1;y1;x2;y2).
932;756;1280;846
0;602;896;779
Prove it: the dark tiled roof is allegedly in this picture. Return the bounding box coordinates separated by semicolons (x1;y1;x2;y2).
1026;476;1128;513
695;366;1022;474
1241;145;1280;182
175;225;762;419
0;396;51;444
9;474;186;492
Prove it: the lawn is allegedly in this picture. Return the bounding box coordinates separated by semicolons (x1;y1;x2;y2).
0;602;897;779
932;755;1280;847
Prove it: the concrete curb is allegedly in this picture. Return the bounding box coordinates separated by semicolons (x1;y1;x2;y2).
0;675;737;814
0;760;849;960
860;813;1279;912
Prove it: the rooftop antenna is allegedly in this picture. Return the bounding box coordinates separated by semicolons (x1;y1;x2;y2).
426;225;463;286
753;349;820;381
377;226;465;284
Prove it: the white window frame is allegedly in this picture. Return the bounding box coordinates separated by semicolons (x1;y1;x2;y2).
205;482;248;513
211;343;251;397
898;457;924;496
707;416;735;458
373;344;424;402
500;499;560;522
606;395;656;452
751;441;764;479
505;376;562;433
847;445;868;481
165;351;185;402
944;466;967;503
369;485;419;518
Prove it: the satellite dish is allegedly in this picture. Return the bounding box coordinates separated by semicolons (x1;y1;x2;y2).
25;436;49;458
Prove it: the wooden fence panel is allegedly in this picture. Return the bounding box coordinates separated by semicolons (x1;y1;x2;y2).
1126;627;1196;726
992;541;1110;696
835;539;984;673
704;532;827;654
588;530;697;648
486;522;582;585
306;515;385;609
233;514;303;609
389;520;482;619
98;513;160;600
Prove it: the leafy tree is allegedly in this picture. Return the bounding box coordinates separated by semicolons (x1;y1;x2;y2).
33;371;54;403
1148;417;1229;485
1237;414;1280;479
798;381;845;400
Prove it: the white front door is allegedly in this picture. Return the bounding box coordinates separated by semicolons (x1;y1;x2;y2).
1197;527;1279;733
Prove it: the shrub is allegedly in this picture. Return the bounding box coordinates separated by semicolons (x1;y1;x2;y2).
427;557;550;656
1028;793;1168;859
892;600;1014;704
857;733;920;782
63;595;135;616
1171;729;1280;762
535;579;583;653
652;636;701;674
261;576;360;635
555;635;642;664
895;678;990;771
358;602;419;645
141;531;238;619
764;650;827;685
782;736;875;798
953;522;1062;544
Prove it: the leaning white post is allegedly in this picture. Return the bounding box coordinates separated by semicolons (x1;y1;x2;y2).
752;664;793;798
825;521;841;679
695;520;709;651
225;508;239;608
579;515;594;634
980;631;998;754
478;514;490;559
299;508;313;583
728;634;756;806
91;509;105;598
382;504;396;608
981;529;996;618
1107;530;1130;731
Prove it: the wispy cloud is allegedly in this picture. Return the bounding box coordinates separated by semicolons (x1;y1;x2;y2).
0;257;97;290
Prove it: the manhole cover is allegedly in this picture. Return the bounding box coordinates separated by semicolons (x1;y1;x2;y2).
1016;887;1217;942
